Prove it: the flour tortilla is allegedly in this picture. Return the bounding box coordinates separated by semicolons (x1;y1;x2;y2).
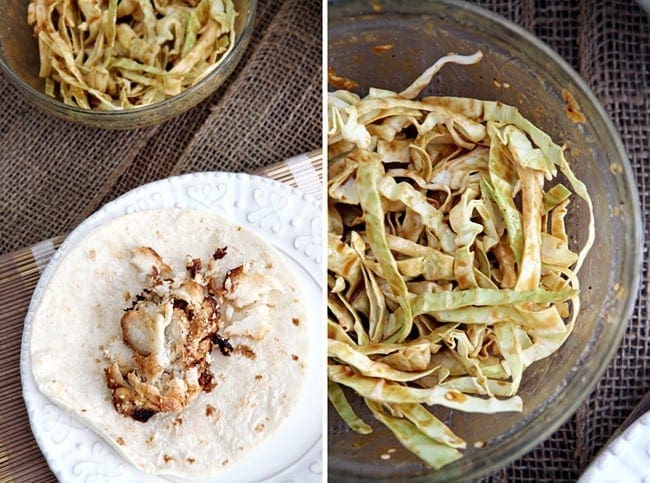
30;208;309;478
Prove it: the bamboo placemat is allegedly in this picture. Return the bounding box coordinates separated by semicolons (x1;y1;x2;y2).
0;151;322;483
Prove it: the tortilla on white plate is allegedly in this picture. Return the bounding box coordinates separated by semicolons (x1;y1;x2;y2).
30;208;309;478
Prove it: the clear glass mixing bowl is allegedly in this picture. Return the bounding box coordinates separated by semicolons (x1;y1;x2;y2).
0;0;255;129
328;1;643;480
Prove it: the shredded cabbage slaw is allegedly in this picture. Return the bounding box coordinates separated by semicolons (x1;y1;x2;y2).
27;0;237;109
327;52;594;469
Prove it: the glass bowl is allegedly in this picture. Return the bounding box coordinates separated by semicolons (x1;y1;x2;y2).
328;0;643;480
0;0;256;129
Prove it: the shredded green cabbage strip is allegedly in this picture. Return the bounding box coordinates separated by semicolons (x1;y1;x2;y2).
328;51;594;470
366;400;463;469
328;381;373;435
27;0;237;109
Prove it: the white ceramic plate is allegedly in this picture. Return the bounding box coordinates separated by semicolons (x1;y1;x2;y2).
578;410;650;483
20;172;323;483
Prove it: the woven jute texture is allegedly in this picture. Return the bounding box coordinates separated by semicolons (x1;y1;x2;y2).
0;0;322;256
471;1;649;481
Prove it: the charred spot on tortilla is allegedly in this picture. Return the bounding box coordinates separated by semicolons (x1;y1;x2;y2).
198;370;217;392
124;289;151;312
186;257;202;279
133;408;157;423
292;317;300;326
205;404;217;417
173;299;188;311
212;247;228;260
234;345;256;359
211;334;233;356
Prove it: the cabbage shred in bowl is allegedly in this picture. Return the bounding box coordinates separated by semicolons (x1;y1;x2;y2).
27;0;237;109
328;1;643;481
0;0;256;128
328;50;595;470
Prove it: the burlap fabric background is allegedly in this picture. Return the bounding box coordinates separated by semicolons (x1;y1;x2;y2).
0;0;322;256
